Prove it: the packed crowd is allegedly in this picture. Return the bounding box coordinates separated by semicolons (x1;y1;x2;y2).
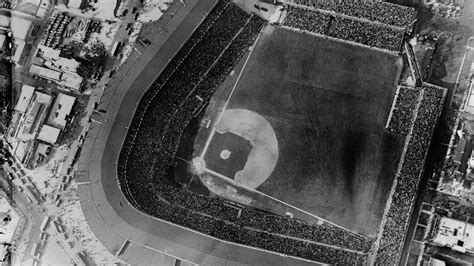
282;5;330;35
141;199;368;264
387;86;422;135
291;0;417;28
328;16;405;52
283;5;406;52
375;84;446;264
116;1;372;264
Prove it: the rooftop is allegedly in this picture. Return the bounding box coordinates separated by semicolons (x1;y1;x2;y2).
14;84;35;113
433;216;474;253
59;72;83;90
47;93;75;129
11;39;25;63
37;125;60;144
29;64;62;81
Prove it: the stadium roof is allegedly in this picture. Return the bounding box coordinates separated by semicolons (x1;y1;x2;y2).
37;125;60;144
47;93;76;129
15;84;35;113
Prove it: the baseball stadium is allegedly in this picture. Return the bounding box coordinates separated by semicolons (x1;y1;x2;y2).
80;0;447;265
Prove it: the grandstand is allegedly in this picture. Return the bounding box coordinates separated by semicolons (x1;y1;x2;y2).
114;0;445;264
385;85;423;135
287;0;417;29
374;83;446;264
281;3;408;53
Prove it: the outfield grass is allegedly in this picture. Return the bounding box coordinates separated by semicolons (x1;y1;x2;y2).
212;26;405;237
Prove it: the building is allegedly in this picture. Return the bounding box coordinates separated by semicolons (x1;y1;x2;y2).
0;33;6;48
38;45;80;72
14;84;35;113
432;216;474;253
37;45;61;61
59;71;83;90
30;46;84;90
7;87;52;163
37;125;60;144
0;11;33;63
15;0;49;18
29;64;62;81
46;93;75;129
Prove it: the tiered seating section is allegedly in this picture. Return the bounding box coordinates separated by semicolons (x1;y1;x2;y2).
282;1;415;52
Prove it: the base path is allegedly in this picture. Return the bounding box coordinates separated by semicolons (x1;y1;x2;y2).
76;0;316;264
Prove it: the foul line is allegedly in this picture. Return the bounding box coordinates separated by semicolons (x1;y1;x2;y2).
199;31;262;160
203;168;368;238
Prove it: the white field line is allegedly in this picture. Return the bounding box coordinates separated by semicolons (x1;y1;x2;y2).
200;29;261;160
158;15;254;154
203;167;368;238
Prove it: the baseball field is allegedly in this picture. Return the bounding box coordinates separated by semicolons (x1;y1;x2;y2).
176;25;406;237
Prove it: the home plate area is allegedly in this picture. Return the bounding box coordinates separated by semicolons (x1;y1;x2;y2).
204;131;252;180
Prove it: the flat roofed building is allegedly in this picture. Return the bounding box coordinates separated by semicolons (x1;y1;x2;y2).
47;93;75;129
433;216;474;253
0;34;5;48
465;82;474;114
29;64;62;81
37;125;60;144
36;0;49;18
10;14;32;40
11;39;25;63
22;101;44;135
44;58;80;73
0;14;9;28
0;12;33;63
36;142;50;156
37;45;61;61
15;84;35;113
18;91;52;140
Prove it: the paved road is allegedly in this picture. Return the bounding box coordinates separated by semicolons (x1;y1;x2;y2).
76;0;318;265
2;168;80;265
